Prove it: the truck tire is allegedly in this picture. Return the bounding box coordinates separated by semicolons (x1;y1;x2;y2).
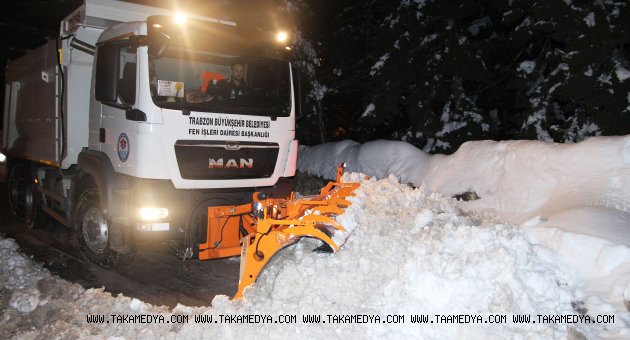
74;187;134;269
24;184;46;229
7;164;22;215
8;163;45;228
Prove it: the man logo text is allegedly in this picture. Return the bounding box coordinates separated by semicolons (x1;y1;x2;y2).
209;158;253;169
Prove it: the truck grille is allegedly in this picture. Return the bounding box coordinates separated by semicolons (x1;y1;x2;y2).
174;140;279;180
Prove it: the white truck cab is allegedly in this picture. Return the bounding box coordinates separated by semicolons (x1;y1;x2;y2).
3;0;304;267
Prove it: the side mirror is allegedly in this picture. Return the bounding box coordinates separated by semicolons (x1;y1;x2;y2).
148;32;169;58
147;16;175;58
94;44;120;104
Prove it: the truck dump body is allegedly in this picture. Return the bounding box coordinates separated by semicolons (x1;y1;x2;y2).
1;0;190;169
3;40;60;165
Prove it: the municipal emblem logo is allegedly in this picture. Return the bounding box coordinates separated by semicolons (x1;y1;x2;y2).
117;133;129;162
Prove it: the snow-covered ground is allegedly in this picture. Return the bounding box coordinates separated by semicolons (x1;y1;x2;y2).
1;136;628;338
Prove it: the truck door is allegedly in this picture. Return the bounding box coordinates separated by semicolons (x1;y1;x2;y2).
94;44;138;169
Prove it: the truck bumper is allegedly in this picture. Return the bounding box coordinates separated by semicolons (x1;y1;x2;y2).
121;177;294;244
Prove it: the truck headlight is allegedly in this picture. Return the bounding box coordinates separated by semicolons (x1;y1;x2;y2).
0;153;6;163
139;207;169;221
276;31;288;43
175;13;187;25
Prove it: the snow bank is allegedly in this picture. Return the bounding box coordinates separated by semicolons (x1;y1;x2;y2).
298;136;630;225
236;175;586;338
0;177;602;338
298;135;630;337
525;207;630;331
298;139;432;188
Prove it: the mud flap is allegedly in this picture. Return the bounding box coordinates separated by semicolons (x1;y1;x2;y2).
109;222;132;254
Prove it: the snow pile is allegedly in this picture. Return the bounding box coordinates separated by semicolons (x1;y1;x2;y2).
298;135;630;337
0;239;47;291
233;175;585;338
0;239;51;317
0;177;593;338
0;237;176;338
298;136;630;225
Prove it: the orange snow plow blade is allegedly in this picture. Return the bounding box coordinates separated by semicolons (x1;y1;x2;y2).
197;164;360;299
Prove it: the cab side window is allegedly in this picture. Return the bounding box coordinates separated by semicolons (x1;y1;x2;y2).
94;43;137;107
117;47;137;105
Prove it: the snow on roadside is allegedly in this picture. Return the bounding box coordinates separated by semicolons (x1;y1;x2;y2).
233;175;587;339
1;135;628;338
298;136;630;225
298;135;630;337
0;176;593;338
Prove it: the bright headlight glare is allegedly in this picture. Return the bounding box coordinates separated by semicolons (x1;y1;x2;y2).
276;31;288;43
0;153;6;162
139;207;169;221
175;13;187;25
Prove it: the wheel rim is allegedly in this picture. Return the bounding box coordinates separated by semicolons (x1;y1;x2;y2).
82;207;109;253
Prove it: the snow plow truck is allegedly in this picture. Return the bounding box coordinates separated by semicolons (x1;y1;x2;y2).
2;0;358;298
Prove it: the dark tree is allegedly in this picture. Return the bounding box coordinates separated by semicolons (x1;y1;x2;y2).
291;0;630;152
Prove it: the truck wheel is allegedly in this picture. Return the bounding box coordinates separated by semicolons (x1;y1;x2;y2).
23;181;44;229
7;165;22;215
75;187;134;269
8;163;45;228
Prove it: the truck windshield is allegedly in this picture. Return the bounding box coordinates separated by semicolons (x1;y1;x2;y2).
149;49;291;117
